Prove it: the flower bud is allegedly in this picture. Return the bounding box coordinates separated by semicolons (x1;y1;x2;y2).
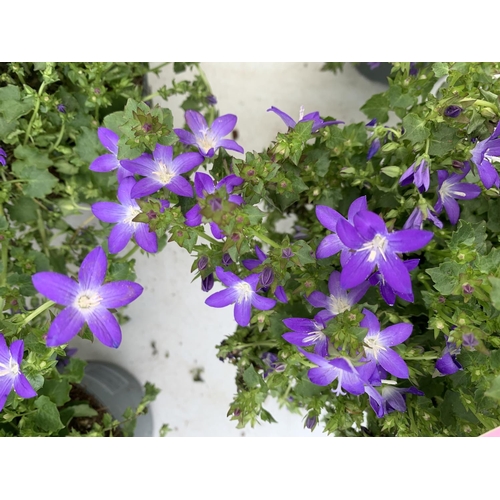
201;273;214;292
222;253;233;266
444;105;462;118
258;267;274;289
198;256;209;271
282;248;294;259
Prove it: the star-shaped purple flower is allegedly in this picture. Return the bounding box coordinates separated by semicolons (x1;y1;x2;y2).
336;209;433;296
121;144;204;199
315;195;367;263
306;270;370;323
360;309;413;379
174;110;244;158
365;383;424;418
89;128;134;182
185;172;244;239
91;177;169;254
205;266;276;327
0;334;37;412
32;247;143;348
470;121;500;189
282;315;329;357
399;159;430;193
267;106;344;133
297;347;366;396
403;206;443;230
434;163;482;225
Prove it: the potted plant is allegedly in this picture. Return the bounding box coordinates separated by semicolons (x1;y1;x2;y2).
2;61;500;437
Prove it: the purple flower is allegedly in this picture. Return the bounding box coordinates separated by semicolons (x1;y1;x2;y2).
367;63;381;70
57;104;66;113
242;245;268;270
365;383;424;418
206;95;217;105
184;172;244;239
403;206;443;230
262;352;285;377
201;273;214;292
32;247;143;348
470;122;500;189
267;106;344;133
434;164;482;224
91;177;169;254
0;147;7;166
399;159;430;193
360;309;413;379
305;414;317;430
409;62;418;76
0;334;37;412
56;347;78;371
297;347;366;396
462;333;479;350
435;336;462;375
367;138;381;160
121;144;204;199
315;195;368;263
205;266;276;327
336;209;433;296
275;285;288;303
89;127;134;183
283;315;329;357
369;259;420;306
444;105;462;118
258;267;274;289
174;110;244;158
306;270;370;323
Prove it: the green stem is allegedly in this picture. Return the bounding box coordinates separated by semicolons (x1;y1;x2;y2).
1;235;8;287
36;208;50;258
116;244;140;262
474;99;500;113
249;230;280;249
195;229;219;245
18;300;55;328
142;92;160;102
24;81;47;146
424;138;430;155
149;62;170;73
405;355;439;360
232;340;277;350
48;121;65;154
1;179;30;184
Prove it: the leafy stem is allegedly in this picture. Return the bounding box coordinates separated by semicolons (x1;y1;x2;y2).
24;81;47;146
18;300;56;328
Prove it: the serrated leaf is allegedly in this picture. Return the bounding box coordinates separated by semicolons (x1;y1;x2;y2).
360;93;390;123
7;196;38;223
488;277;500;310
432;63;449;78
485;375;500;400
13;145;52;169
402;113;430;144
0;85;35;122
426;261;463;295
34;395;64;432
38;379;71;406
449;220;475;249
243;365;261;389
387;85;416;109
75;126;103;164
428;124;460;156
11;163;58;198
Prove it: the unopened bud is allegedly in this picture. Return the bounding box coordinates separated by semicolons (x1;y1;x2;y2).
201;273;214;292
198;256;209;271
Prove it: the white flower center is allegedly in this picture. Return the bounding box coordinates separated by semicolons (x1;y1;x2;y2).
0;356;19;378
198;128;216;153
328;295;351;315
485;153;500;164
154;161;175;185
123;206;141;225
303;330;325;344
364;335;387;361
360;234;388;262
235;282;253;303
440;179;465;200
76;292;102;310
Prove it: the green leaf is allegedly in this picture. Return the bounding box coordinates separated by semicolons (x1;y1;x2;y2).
449;220;475;249
260;408;277;424
11;163;58;198
0;85;35;122
432;63;449;78
34;395;64;432
103;111;126;135
13;145;52;169
61;357;87;384
39;379;71;406
488;277;500;310
387;85;416;109
242;205;264;225
426;261;464;295
243;365;261;389
428;124;461;156
7;196;38;223
75;126;103;164
485;375;500;400
402;113;430;144
360;93;390;123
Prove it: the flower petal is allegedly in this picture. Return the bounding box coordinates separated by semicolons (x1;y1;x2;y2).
379;323;413;346
387;229;433;253
306;291;329;309
32;272;79;306
316;205;342;232
185;110;208;135
347;196;368;222
134;222;158;253
185;204;202;227
378;252;412;295
251;294;276;311
308;366;337;386
8;339;24;365
172;152;204;175
215;266;241;287
99;281;143;309
78;247;107;290
153;144;173;165
121;154;156;176
360;308;380;335
86;307;122;348
108;223;135;254
316;234;343;259
92;202;128;224
267;106;296;128
218;139;244;154
444;197;460;224
354;211;387;240
205;287;239;308
13;373;36;398
194;172;215;198
174;128;197;146
436;352;462;375
451;182;482;200
46;307;86;346
211;114;237;139
234;299;252;326
130;177;164;198
165;175;193;197
377;348;409;378
336;217;364;249
340;251;374;289
283;318;319;333
97;127;119;154
89;154;119;173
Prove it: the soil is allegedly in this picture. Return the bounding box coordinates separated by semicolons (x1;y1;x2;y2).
68;384;123;437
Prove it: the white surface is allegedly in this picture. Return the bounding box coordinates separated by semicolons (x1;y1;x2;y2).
70;62;386;436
